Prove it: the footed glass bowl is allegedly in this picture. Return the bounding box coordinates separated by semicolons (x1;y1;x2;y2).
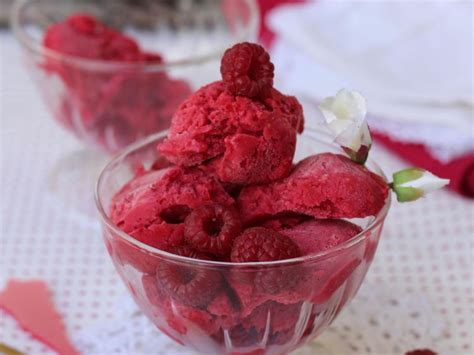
11;0;258;153
95;130;390;355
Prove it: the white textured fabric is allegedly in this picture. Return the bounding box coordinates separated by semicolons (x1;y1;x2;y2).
268;0;474;160
73;295;193;355
1;32;473;355
72;283;449;355
269;0;474;107
294;283;450;355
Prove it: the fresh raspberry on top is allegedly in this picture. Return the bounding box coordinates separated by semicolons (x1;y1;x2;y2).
220;42;274;98
156;245;222;307
231;227;301;263
184;203;242;256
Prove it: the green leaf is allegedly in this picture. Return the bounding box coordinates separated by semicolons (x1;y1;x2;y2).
391;168;426;202
393;168;424;186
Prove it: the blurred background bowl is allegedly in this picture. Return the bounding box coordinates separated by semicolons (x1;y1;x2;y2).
11;0;259;153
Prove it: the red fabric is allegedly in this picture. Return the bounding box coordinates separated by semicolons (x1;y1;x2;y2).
257;0;305;47
374;132;474;198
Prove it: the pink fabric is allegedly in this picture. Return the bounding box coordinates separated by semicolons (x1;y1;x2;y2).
0;280;79;355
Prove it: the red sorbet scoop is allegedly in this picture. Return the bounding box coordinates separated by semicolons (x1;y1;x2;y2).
238;153;389;223
158;81;303;185
280;219;363;255
42;14;191;152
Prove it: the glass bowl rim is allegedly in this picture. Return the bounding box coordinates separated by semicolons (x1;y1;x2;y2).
95;129;391;267
10;0;260;72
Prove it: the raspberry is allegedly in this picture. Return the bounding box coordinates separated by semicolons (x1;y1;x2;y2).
220;42;274;98
168;244;209;260
230;227;301;263
141;52;164;63
143;276;189;338
160;205;192;225
156;245;222;307
405;350;437;355
185;204;242;256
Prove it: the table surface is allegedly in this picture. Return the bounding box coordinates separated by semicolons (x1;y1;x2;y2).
1;32;473;354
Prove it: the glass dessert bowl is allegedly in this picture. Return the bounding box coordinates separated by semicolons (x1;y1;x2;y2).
11;0;259;153
96;129;391;355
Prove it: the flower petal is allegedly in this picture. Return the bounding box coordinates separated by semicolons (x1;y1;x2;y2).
319;89;372;158
399;171;450;192
391;168;450;202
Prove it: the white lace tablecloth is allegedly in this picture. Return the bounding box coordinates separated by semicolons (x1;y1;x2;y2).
1;33;473;355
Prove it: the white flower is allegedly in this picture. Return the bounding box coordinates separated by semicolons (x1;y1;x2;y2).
319;89;372;153
392;168;450;202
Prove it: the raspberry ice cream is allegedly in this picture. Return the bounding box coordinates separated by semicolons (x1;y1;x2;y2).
109;166;234;273
279;219;363;255
158;81;303;185
268;218;364;305
111;166;234;249
44;14;143;61
103;42;391;354
279;219;366;306
238;153;389;223
43;14;191;152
